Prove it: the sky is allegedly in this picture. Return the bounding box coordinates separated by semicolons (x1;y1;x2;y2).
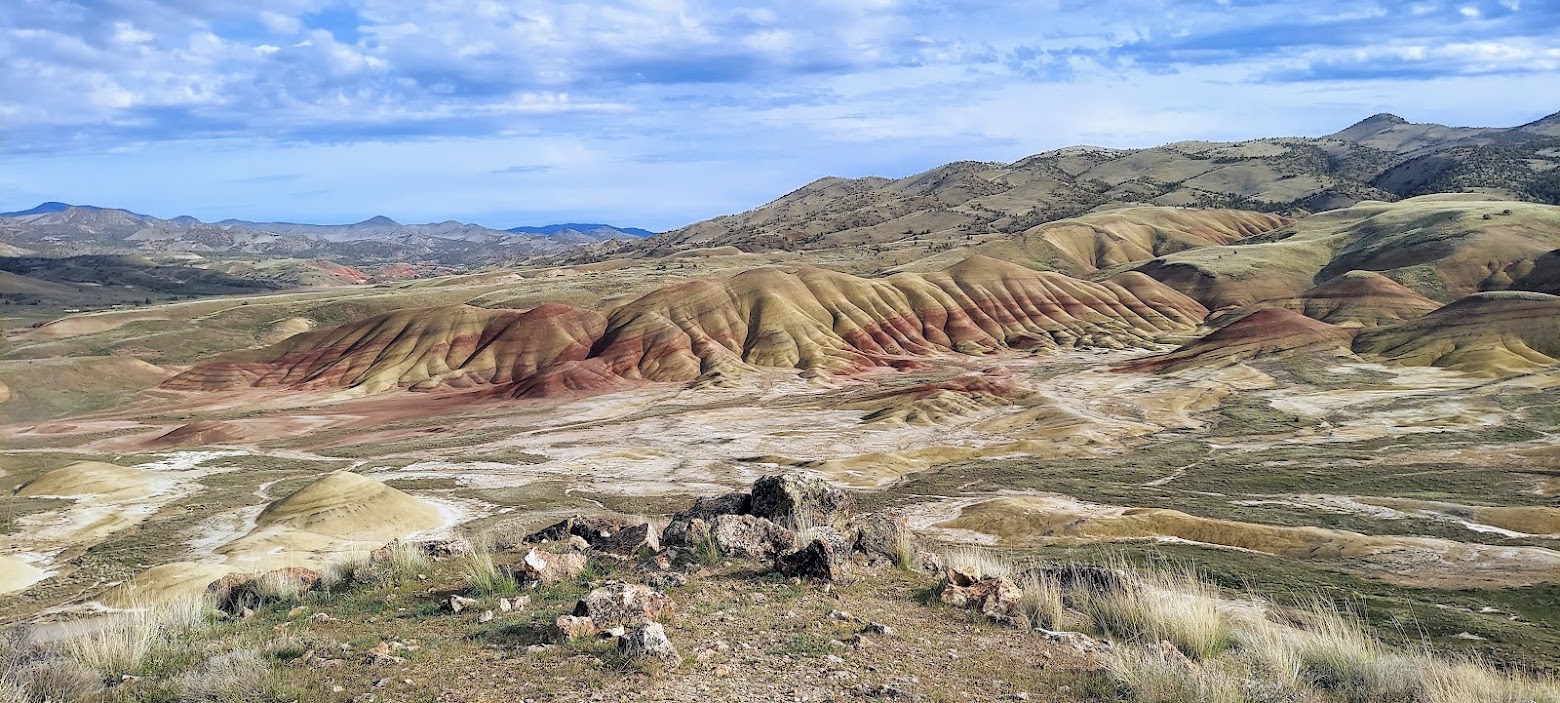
1;1;1557;231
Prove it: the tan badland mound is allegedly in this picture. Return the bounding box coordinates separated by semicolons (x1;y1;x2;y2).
1117;307;1356;373
16;461;151;501
1353;291;1560;375
143;420;253;448
258;316;315;346
165;257;1208;398
943;497;1560;588
1272;270;1441;327
217;471;443;566
1135;197;1560;309
984;207;1289;276
97;562;239;607
1358;497;1560;536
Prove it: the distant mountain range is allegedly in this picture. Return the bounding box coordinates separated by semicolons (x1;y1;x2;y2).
596;111;1560;258
507;223;656;238
0;205;653;266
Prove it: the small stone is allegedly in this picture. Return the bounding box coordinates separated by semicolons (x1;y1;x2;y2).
306;612;337;624
862;622;893;636
617;622;681;664
550;615;596;642
479;610;495;623
572;582;675;632
516;549;587;584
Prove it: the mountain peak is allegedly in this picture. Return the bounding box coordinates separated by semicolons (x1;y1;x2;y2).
1327;113;1413;142
1360;112;1409;126
1;202;73;217
354;215;400;227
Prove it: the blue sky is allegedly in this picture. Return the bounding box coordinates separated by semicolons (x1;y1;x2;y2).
1;1;1557;231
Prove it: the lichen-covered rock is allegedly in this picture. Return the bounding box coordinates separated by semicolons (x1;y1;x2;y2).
776;528;852;581
416;538;473;558
851;509;915;566
750;474;856;529
660;517;712;555
207;567;320;615
524;515;640;545
676;492;752;521
572;582;675;633
515;549;587;584
939;569;1021;621
710;514;797;561
618;622;681;664
593;522;661;558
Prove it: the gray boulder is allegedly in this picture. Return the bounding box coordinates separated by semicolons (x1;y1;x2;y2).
750;474;856;529
776;527;853;581
618;623;681;664
710;514;797;561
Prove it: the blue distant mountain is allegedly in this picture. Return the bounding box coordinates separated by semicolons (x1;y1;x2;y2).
1;201;73;217
507;223;655;237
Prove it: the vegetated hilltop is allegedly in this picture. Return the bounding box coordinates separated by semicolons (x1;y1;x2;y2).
1132;194;1560;310
596;112;1559;259
163;255;1207;397
0;254;284;308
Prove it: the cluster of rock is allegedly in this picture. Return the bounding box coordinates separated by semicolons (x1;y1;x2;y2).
656;474;933;580
502;473;936;663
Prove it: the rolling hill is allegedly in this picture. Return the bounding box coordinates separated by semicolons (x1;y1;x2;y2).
593;112;1559;260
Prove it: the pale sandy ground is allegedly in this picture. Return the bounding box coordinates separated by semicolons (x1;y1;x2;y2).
0;451;244;595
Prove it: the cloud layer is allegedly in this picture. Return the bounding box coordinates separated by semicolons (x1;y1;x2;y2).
2;0;1557;228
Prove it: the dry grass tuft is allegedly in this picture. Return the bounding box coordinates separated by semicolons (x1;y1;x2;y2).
1015;570;1065;631
1083;567;1234;660
59;595;211;680
379;540;432;582
939;546;1016;580
1108;647;1248;703
464;547;518;597
177;649;285;702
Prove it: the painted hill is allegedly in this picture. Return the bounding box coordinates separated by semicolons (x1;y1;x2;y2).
907;207;1291;276
1134;195;1560;310
16;461;151;501
1352;291;1560;375
164;256;1208;397
1117;307;1356;373
1269;270;1442;327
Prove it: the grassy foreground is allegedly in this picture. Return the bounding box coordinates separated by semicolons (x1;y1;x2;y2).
4;540;1557;703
